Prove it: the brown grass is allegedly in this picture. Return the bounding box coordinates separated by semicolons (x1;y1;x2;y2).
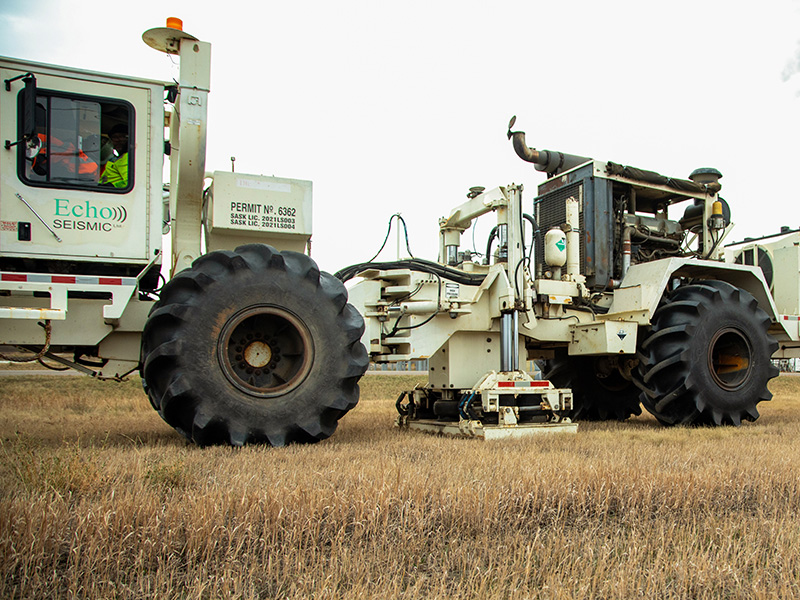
2;373;800;599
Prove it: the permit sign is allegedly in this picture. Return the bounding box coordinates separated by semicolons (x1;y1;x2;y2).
209;171;312;236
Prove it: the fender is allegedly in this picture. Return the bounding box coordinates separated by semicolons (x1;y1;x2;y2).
604;257;796;342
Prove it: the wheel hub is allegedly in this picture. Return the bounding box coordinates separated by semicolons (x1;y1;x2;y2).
243;341;272;368
218;305;314;398
708;327;752;391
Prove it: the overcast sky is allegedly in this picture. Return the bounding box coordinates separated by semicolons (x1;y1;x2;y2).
2;1;799;275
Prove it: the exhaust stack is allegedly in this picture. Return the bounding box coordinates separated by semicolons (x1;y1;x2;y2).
507;116;592;176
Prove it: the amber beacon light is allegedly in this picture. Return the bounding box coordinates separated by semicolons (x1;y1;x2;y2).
166;17;183;30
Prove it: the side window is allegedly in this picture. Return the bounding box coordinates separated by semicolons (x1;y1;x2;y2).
19;91;134;192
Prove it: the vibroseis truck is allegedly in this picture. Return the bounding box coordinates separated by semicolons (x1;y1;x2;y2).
342;118;800;439
0;20;368;446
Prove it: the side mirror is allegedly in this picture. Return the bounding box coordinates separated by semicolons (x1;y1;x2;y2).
21;74;36;140
4;72;37;150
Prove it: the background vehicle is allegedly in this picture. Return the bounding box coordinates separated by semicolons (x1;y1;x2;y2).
0;19;368;446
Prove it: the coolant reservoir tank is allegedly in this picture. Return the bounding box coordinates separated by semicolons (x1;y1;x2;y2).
544;228;567;267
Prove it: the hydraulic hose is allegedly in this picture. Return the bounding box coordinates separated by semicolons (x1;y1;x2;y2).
485;226;499;265
335;258;487;286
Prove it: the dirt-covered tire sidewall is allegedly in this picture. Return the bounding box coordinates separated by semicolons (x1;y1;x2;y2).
141;245;367;445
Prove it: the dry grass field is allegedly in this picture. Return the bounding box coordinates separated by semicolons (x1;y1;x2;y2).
2;372;800;599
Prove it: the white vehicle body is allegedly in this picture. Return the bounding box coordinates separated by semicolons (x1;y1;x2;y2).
0;22;368;447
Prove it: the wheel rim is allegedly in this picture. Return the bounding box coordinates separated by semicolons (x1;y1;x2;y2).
708;327;752;391
218;305;314;398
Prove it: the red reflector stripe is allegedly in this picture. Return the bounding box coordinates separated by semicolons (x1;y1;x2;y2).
1;273;136;285
497;380;551;388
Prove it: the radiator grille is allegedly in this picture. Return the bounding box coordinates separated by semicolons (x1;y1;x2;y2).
534;182;585;274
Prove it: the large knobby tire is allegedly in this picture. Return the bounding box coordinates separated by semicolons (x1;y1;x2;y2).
543;351;642;421
635;280;778;426
140;244;369;446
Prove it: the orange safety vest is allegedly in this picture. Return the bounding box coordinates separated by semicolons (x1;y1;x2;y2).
32;133;98;178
